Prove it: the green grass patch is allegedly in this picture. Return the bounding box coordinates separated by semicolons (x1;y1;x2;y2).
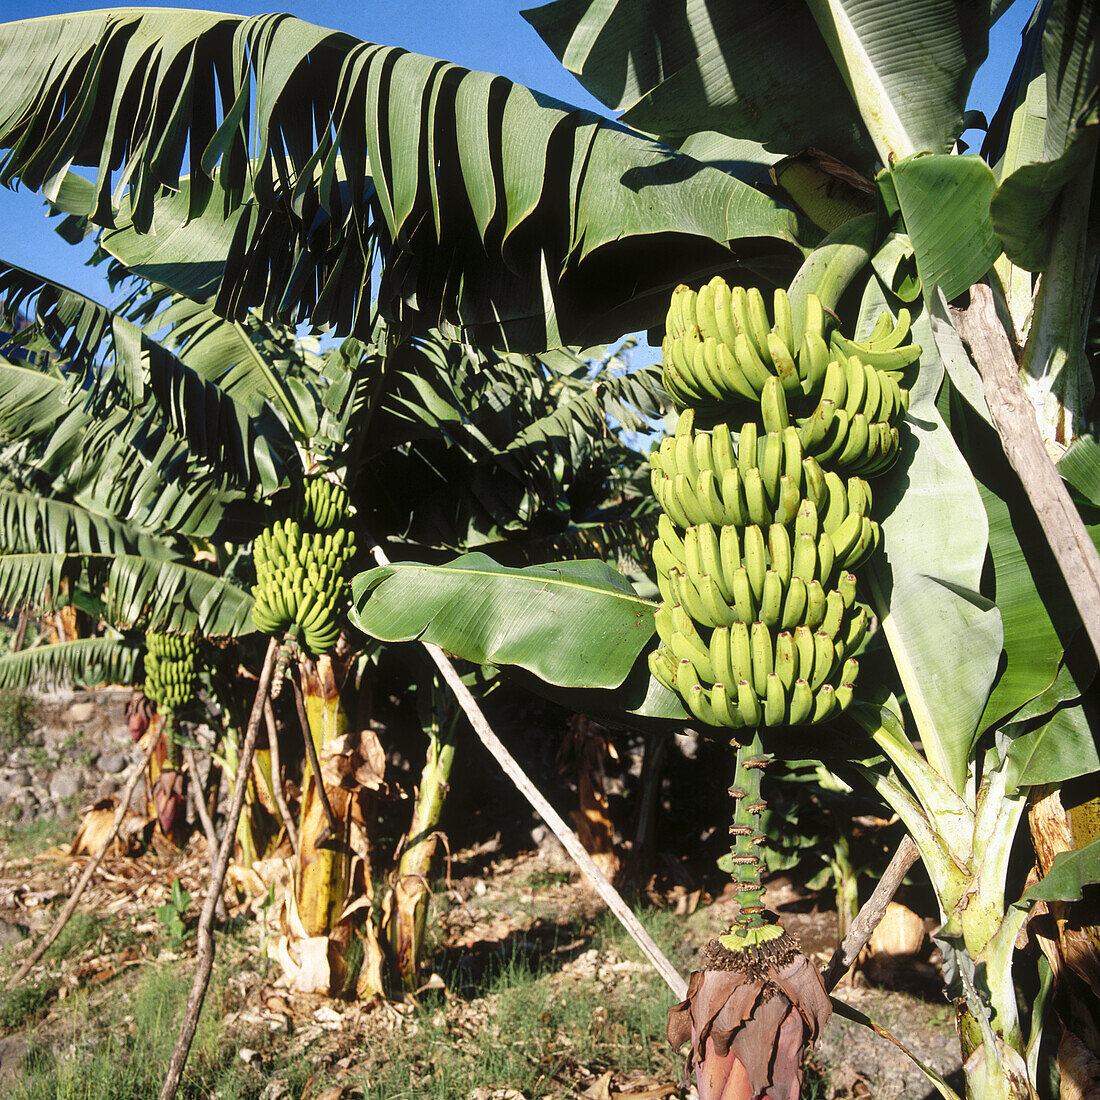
3;959;320;1100
0;816;71;860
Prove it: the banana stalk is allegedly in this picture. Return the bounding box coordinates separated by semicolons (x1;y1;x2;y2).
382;680;459;992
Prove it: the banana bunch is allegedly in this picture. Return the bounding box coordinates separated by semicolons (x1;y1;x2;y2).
144;631;197;714
831;307;921;372
649;277;919;730
297;477;351;531
661;276;915;482
251;478;357;655
648;591;868;728
663;280;830;410
649;409;879;585
795;351;909;477
648;416;872;727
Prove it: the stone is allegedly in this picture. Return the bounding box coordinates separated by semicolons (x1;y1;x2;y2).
97;752;127;775
0;919;28;947
48;768;83;802
5;768;31;787
65;702;96;725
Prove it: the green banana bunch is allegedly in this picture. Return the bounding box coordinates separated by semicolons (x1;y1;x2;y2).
663;279;830;411
794;351;908;476
298;477;351;532
647;590;868;728
830;307;921;372
144;631;198;714
649;278;919;730
251;478;358;656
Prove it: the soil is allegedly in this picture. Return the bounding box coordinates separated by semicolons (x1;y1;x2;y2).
0;688;964;1098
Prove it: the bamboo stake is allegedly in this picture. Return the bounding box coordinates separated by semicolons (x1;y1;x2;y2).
8;730;159;988
365;536;688;1000
159;636;279;1100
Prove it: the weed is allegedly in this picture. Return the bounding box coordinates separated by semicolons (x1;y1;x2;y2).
0;978;58;1031
28;745;51;769
0;688;35;752
155;880;192;946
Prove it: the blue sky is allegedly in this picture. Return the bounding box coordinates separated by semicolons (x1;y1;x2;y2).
1;1;1034;325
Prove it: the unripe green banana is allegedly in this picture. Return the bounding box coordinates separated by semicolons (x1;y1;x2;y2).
789;678;814;724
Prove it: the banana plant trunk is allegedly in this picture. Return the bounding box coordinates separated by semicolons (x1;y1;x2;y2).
296;654;354;939
383;700;459;992
286;652;385;998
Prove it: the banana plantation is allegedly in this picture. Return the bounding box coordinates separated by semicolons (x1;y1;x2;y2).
0;1;1097;1098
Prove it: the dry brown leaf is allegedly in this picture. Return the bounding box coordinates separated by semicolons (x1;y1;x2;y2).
581;1071;614;1100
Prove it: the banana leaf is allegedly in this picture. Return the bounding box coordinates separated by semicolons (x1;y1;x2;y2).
864;306;1003;792
1016;836;1100;906
523;0;988;170
1006;699;1100;790
0;635;140;690
0;10;802;352
0;551;253;638
887;154;1002;302
350;553;656;690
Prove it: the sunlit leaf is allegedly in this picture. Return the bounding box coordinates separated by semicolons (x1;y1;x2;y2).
864;309;1002;791
350;553;655;689
0;10;801;352
1016;836;1100;906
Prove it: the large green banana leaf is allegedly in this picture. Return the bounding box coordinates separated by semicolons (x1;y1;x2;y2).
0;10;802;352
864;305;1003;793
523;0;989;169
884;155;1003;302
0;489;182;562
0;261;297;493
0;359;259;541
350;553;656;690
943;388;1097;734
0;636;141;690
0;551;252;638
984;0;1099;443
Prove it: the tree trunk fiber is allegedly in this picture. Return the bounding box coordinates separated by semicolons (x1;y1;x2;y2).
384;697;459;992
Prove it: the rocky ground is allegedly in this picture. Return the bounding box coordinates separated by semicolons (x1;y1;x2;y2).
0;688;142;828
0;689;964;1099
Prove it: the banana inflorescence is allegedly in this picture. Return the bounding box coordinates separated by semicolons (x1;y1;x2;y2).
649;276;916;729
144;631;198;715
251;477;357;656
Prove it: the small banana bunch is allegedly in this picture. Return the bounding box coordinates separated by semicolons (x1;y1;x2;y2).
251;477;357;655
144;631;197;715
650;276;919;730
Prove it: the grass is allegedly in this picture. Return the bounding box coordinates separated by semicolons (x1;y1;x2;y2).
0;815;72;859
0;862;841;1099
5;950;324;1100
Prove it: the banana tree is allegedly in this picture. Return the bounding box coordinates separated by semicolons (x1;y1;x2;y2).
0;4;1097;1100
